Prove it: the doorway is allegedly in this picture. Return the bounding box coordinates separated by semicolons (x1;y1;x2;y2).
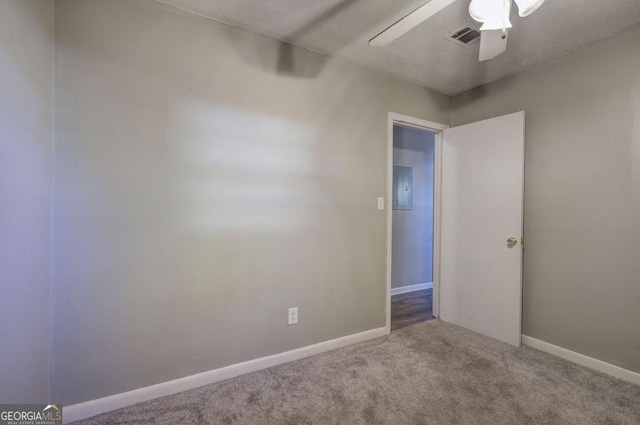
390;124;436;331
385;111;525;345
385;113;447;334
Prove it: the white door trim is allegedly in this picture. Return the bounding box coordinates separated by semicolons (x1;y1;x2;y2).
386;113;448;334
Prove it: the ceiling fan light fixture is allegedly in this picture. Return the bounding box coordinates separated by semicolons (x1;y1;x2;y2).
469;0;512;31
513;0;546;17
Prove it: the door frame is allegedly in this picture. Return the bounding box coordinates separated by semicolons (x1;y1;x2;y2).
386;112;449;334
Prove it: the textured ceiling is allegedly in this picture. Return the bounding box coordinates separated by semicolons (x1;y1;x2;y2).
156;0;640;95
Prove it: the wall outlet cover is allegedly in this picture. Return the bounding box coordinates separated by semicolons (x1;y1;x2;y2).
288;307;298;325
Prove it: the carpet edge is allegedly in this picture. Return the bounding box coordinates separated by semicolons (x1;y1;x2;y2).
63;327;388;424
522;335;640;386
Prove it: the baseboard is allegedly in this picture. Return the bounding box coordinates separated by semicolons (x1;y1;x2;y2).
390;282;433;296
63;327;387;424
522;335;640;386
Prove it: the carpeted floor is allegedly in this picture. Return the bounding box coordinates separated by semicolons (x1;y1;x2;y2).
71;320;640;425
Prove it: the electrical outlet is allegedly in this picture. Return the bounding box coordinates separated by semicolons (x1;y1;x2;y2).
288;307;298;325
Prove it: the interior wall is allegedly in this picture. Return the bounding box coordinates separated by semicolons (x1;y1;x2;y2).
52;0;450;404
452;24;640;373
391;126;435;289
0;0;54;402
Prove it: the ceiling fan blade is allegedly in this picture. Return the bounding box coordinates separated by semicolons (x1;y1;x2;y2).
478;29;508;61
369;0;459;47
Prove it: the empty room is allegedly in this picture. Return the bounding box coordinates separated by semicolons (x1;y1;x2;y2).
2;0;640;424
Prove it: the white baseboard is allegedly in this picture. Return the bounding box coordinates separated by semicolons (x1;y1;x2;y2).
63;327;387;424
522;335;640;386
390;282;433;296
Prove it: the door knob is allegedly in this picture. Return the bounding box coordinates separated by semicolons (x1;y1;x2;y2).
506;237;518;248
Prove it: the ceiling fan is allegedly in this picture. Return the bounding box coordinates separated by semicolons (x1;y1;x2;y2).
369;0;546;61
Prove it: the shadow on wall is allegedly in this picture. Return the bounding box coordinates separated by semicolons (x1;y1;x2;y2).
0;0;52;92
275;0;364;77
220;0;371;79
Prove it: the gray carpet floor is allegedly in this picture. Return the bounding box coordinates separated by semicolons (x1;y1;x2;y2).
71;320;640;424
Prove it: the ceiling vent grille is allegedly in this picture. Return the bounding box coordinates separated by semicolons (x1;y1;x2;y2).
446;26;481;48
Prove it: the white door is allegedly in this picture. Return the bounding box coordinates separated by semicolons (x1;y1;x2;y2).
439;111;525;346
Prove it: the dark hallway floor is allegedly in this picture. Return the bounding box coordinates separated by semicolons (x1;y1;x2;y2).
391;288;433;331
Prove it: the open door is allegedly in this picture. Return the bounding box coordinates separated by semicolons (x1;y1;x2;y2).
440;111;525;347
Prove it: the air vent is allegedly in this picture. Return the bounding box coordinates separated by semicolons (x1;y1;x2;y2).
446;26;481;48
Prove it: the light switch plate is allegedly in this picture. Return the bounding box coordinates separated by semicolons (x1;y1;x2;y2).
377;197;384;210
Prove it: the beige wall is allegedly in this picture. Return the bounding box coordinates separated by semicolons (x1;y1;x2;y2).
452;24;640;373
392;126;435;289
0;0;54;402
51;0;450;404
